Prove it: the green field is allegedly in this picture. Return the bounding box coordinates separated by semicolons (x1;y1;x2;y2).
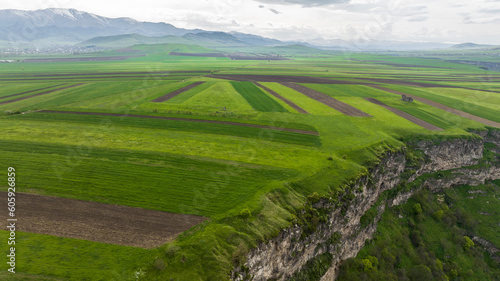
230;81;288;112
0;45;498;280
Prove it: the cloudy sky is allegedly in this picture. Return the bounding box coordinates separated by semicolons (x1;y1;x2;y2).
2;0;500;45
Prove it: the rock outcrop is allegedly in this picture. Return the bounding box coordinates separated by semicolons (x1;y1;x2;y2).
232;131;500;281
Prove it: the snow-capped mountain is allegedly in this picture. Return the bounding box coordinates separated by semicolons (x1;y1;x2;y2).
0;8;201;46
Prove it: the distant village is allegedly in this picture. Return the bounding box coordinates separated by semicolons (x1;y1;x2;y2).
0;45;109;58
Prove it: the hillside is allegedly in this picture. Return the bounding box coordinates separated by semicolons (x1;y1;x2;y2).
450;42;496;50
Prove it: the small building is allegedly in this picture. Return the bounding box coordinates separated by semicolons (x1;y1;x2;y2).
401;95;414;102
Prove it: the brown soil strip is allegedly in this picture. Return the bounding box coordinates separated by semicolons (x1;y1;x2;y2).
364;98;442;131
151;81;205;102
0;192;207;248
0;83;85;105
206;74;363;84
37;110;319;135
353;78;449;88
280;82;372;117
114;47;140;53
170;52;290;60
22;55;145;62
0;84;66;100
253;82;308;114
370;85;500;128
30;71;209;77
170;52;226;57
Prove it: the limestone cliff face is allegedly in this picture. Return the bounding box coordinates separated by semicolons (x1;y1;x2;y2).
232;132;500;281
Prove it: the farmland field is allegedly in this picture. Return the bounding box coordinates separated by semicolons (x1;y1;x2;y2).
0;45;499;281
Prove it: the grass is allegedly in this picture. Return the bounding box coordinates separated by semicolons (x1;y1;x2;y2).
181;82;255;112
166;81;216;103
0;139;295;216
0;49;495;281
258;82;343;116
383;84;500;123
0;231;157;281
230;81;288;112
9;112;321;147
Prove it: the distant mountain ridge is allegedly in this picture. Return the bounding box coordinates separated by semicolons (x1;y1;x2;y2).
0;8;493;51
0;8;282;48
449;42;496;50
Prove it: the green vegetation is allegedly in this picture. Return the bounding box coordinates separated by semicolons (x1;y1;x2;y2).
0;46;498;281
0;231;156;281
230;81;288;112
10;112;321;147
383;85;500;123
338;186;500;281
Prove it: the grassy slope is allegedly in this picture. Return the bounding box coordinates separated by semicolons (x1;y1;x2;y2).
0;51;495;280
383;85;500;123
230;81;288;112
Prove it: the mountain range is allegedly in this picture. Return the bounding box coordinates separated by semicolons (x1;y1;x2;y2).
0;8;496;51
0;8;290;49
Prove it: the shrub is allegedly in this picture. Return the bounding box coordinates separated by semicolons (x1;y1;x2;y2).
362;258;374;272
413;203;423;215
239;208;251;219
154;258;166;271
462;236;474;250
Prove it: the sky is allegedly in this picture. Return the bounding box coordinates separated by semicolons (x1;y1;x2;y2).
1;0;500;45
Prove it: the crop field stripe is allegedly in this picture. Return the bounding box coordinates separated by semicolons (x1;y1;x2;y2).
230;81;288;112
0;84;67;101
254;82;308;113
151;81;205;102
0;192;207;248
0;83;85;105
392;107;455;129
370;85;500;128
37;110;319;135
165;81;215;103
364;98;443;131
0;139;297;216
205;74;366;84
280;82;372;117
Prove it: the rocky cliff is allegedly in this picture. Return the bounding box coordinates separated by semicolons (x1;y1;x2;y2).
232;130;500;281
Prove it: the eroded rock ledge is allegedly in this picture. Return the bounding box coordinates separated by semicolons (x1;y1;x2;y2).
232;130;500;281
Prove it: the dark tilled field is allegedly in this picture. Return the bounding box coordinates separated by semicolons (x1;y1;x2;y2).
22;55;145;62
0;192;207;248
364;97;442;131
281;82;372;117
206;74;364;84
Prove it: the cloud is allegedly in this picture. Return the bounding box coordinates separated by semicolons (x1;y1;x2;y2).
408;15;428;22
258;4;281;13
393;5;427;17
269;8;281;14
253;0;350;7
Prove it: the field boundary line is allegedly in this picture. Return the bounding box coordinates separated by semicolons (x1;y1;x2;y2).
0;84;67;101
370;85;500;128
280;82;372;117
36;110;320;135
0;192;207;248
254;82;309;114
151;81;205;103
364;97;443;131
0;83;86;105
